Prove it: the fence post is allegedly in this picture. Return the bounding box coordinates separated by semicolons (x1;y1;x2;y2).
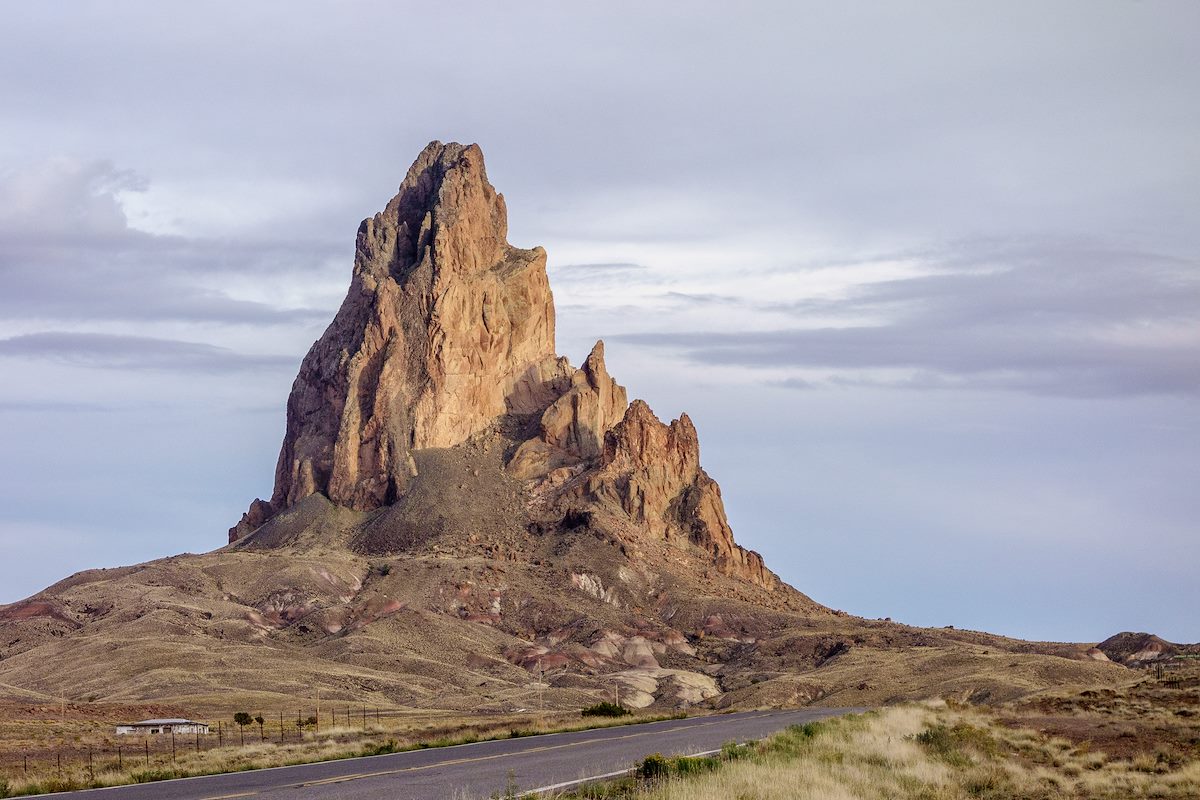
57;751;62;774
144;739;149;766
280;711;285;743
88;745;94;782
218;720;223;748
171;731;176;763
118;745;122;771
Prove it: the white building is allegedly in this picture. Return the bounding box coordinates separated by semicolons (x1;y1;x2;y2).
115;718;210;736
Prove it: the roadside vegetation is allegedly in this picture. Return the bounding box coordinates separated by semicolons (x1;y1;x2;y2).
581;702;632;718
561;699;1200;800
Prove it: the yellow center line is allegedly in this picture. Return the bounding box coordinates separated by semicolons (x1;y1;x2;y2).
297;715;747;788
199;793;259;799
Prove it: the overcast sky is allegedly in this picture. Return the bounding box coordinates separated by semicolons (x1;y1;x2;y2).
1;1;1196;643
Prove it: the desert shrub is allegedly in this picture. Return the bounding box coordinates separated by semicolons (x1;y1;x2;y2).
961;764;1014;798
582;702;631;718
914;722;999;767
637;753;669;781
721;740;751;761
361;739;398;756
671;754;721;776
130;768;183;783
795;721;824;739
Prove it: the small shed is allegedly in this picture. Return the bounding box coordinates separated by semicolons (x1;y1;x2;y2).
115;718;210;736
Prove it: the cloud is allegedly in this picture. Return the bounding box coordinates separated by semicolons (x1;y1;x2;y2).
0;332;296;373
615;238;1200;398
0;157;146;237
0;158;342;327
660;291;744;306
0;399;115;413
547;262;651;284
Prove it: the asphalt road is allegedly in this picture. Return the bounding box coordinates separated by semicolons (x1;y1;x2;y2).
45;708;863;800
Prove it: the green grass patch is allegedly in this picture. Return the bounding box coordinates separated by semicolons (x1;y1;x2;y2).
913;722;1001;768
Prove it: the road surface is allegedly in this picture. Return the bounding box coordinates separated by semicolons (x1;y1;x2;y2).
44;708;863;799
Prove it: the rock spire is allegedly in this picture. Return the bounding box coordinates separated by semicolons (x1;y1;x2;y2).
231;141;568;537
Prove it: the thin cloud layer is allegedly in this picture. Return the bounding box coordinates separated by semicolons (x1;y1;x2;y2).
616;239;1200;398
0;332;297;373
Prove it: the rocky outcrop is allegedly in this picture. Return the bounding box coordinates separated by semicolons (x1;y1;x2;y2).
232;141;569;539
1095;632;1197;665
578;400;780;591
507;340;628;480
229;498;273;544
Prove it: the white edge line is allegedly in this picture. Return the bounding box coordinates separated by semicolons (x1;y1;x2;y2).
521;747;725;796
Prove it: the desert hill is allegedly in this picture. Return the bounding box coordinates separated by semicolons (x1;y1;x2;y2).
1096;632;1200;666
0;142;1129;717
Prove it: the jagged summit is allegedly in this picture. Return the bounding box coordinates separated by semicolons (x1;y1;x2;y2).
230;141;779;591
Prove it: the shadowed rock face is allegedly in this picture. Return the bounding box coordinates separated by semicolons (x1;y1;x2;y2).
507;340;629;480
231;140;778;592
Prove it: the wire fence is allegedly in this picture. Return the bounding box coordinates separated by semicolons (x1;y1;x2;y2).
4;706;397;786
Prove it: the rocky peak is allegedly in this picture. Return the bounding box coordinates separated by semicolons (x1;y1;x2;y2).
231;141;567;540
355;141;509;285
229;140;782;594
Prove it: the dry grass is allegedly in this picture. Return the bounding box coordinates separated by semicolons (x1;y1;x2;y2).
565;700;1199;800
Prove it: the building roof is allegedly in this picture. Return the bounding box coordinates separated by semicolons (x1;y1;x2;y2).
126;719;204;726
